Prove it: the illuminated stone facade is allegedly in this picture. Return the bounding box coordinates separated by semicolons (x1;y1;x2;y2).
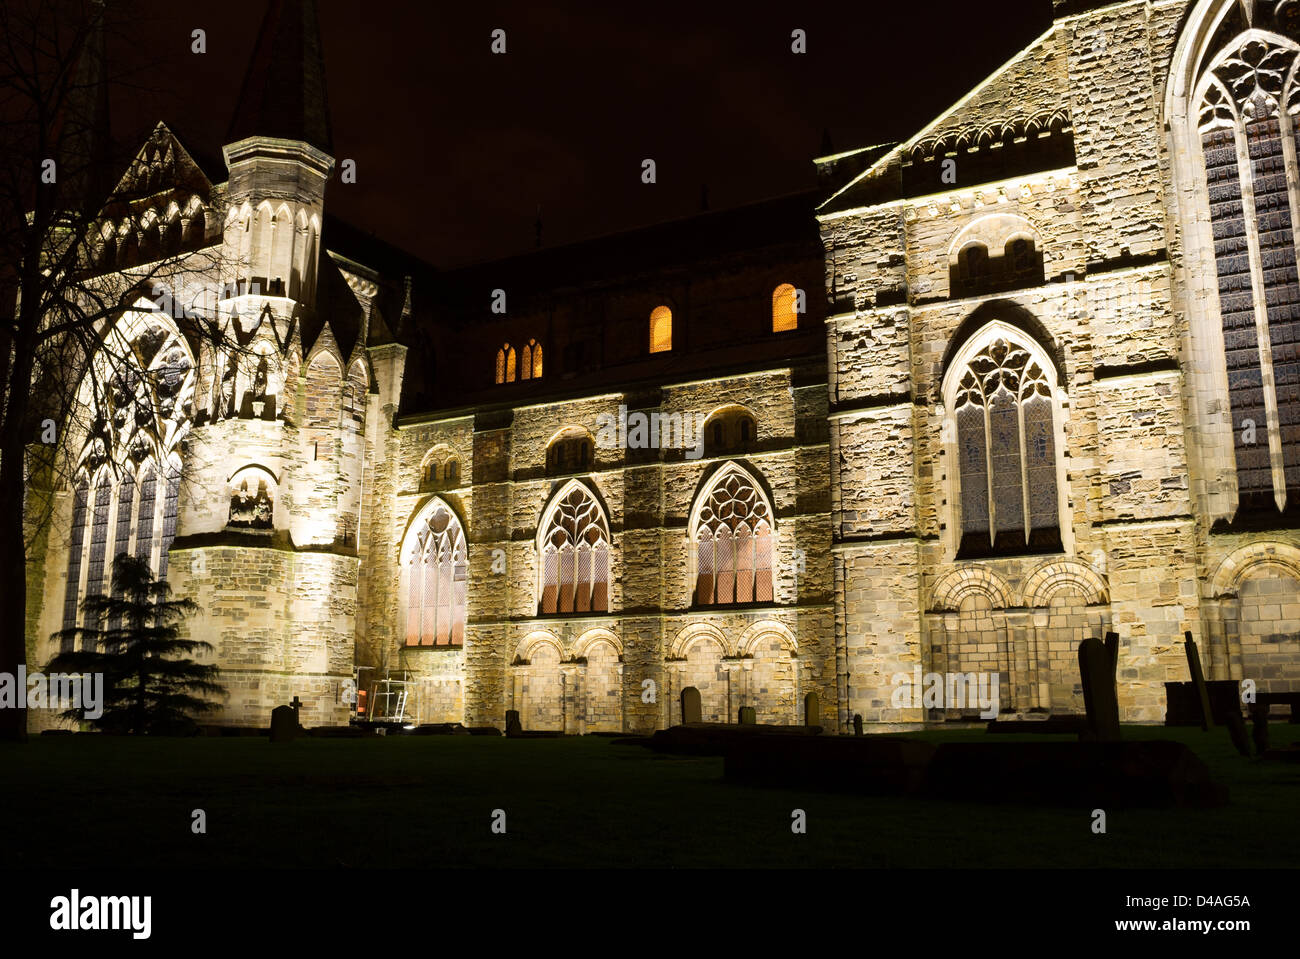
23;0;1300;733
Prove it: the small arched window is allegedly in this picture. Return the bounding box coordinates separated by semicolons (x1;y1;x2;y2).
420;447;460;491
495;344;517;385
539;482;611;614
650;306;673;353
703;408;758;456
547;430;595;476
1005;238;1037;277
693;465;775;606
772;284;799;332
959;244;989;283
521;339;543;380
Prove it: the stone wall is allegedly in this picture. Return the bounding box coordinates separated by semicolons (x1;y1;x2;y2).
372;360;833;734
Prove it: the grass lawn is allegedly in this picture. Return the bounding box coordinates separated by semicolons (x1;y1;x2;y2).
5;724;1298;869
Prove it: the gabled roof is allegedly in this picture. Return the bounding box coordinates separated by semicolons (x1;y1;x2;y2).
227;0;333;155
818;21;1074;215
102;122;214;214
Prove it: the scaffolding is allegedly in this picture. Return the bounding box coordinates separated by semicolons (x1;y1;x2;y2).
367;669;416;724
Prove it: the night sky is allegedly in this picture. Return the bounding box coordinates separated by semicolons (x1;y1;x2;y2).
107;0;1052;269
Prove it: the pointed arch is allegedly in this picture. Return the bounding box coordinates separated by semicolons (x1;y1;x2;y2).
941;319;1068;559
303;349;342;429
495;343;516;384
537;479;612;614
303;215;320;303
689;462;776;606
292;209;309;298
269;202;294;294
61;307;193;637
1166;1;1300;519
400;497;468;646
161;202;182;255
344;358;368;420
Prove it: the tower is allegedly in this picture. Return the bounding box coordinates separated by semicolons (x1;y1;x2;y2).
170;0;362;727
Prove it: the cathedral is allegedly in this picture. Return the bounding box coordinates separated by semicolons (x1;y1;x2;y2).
23;0;1300;734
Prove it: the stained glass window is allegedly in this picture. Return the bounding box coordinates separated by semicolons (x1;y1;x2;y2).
405;501;467;646
693;466;775;605
61;312;193;637
1198;35;1300;512
538;483;610;615
952;336;1060;556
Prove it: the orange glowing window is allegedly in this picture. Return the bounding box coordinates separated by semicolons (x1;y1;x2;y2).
772;284;799;332
650;306;672;353
496;344;517;384
528;339;543;379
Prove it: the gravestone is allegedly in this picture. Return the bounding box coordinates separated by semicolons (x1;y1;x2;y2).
805;691;820;728
1251;701;1270;756
270;705;297;744
680;686;702;724
1104;631;1119;677
1078;636;1121;741
738;706;756;725
505;709;523;737
1184;632;1214;732
853;713;864;737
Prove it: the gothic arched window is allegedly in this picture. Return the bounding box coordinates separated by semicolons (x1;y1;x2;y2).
692;465;775;605
60;308;194;645
495;343;517;385
1193;27;1300;514
404;500;468;646
948;332;1061;558
520;338;543;381
538;482;611;614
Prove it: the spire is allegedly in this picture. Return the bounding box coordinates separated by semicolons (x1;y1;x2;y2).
59;0;113;209
227;0;333;154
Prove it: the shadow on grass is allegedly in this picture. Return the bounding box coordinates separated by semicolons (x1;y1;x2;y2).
5;725;1297;868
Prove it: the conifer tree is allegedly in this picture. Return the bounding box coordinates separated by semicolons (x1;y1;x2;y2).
46;552;224;734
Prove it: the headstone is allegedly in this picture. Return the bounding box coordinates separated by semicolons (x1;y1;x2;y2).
852;713;864;737
1078;636;1121;741
738;706;756;725
1104;631;1119;677
505;709;523;737
680;686;702;724
1251;702;1270;756
270;705;297;744
805;691;820;728
1184;631;1214;732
